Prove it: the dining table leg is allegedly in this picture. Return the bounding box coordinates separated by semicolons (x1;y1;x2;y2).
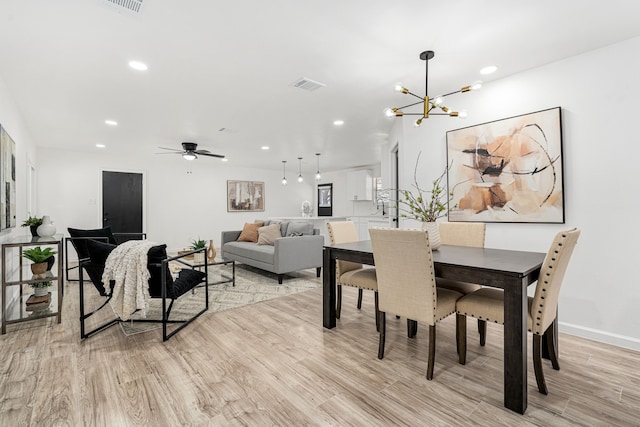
323;247;336;329
503;277;528;414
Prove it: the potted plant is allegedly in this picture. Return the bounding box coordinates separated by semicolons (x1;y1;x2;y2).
190;238;207;265
395;152;450;250
22;246;58;275
21;216;43;237
30;280;53;298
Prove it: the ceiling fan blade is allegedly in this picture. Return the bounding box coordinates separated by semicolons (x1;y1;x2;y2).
157;146;182;152
193;149;211;154
197;152;225;159
155;151;182;155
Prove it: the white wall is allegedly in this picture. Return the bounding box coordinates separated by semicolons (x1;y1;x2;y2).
392;36;640;350
36;147;315;254
0;74;40;309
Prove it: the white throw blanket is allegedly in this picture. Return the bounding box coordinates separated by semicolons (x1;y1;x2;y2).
103;240;158;321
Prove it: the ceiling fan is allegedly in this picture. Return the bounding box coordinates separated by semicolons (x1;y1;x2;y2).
157;142;225;161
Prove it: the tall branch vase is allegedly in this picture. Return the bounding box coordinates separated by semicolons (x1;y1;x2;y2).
421;222;441;251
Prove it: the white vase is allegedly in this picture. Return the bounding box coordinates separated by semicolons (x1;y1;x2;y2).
37;215;56;237
33;286;50;297
421;222;441;251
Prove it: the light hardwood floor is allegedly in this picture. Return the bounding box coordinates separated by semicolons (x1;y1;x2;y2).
1;275;639;426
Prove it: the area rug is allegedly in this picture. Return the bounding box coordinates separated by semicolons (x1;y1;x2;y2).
119;264;320;336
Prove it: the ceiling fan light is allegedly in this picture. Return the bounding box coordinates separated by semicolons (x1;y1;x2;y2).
182;152;197;160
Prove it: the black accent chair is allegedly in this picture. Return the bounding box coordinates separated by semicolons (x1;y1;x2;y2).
78;239;208;341
66;226;147;283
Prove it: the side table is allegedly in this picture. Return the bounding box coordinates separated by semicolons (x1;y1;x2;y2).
2;234;64;334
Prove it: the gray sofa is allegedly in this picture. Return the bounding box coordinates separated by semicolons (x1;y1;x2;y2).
221;220;323;284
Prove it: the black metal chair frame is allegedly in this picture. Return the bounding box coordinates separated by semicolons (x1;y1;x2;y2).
79;248;208;341
66;232;147;282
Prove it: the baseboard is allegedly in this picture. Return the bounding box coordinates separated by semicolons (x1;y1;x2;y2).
560;322;640;352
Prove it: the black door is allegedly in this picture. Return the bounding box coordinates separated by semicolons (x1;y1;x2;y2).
102;171;143;238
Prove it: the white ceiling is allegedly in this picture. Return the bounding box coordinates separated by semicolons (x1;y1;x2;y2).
2;0;640;174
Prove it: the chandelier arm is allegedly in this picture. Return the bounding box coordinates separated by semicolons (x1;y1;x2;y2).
397;100;426;110
405;91;424;100
439;89;463;98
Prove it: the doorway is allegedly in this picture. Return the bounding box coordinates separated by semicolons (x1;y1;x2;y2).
102;171;144;238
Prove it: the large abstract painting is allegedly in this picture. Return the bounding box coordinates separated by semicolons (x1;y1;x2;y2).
227;180;265;212
446;107;564;223
0;124;16;230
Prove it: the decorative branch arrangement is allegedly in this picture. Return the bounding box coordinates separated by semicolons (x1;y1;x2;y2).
396;151;450;222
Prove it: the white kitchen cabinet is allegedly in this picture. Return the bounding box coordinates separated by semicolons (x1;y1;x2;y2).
347;170;373;201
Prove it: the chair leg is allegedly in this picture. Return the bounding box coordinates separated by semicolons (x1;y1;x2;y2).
456;313;467;365
374;291;380;332
357;288;363;309
545;322;560;370
407;319;417;338
426;325;436;380
378;311;386;359
478;319;487;346
336;284;342;319
533;334;549;395
316;267;321;277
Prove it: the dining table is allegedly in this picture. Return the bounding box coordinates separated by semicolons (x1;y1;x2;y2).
322;240;547;414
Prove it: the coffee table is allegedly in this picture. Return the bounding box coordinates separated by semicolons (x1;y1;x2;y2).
174;256;235;287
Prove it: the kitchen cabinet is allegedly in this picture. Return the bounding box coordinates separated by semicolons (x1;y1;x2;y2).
347;170;373;201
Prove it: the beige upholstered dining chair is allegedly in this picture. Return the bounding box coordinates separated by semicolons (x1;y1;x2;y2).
369;228;463;380
455;227;580;394
326;221;379;328
437;222;488;344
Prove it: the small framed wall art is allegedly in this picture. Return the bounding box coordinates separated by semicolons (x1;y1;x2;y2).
227;180;265;212
317;183;333;216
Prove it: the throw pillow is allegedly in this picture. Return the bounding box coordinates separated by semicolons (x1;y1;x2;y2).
237;222;264;242
257;223;282;246
286;222;313;236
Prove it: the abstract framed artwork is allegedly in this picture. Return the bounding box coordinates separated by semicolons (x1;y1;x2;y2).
0;124;16;230
446;107;564;223
317;183;333;216
227;180;265;212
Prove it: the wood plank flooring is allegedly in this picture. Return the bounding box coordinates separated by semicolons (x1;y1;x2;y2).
1;274;639;426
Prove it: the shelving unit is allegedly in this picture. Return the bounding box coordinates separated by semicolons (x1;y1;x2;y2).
1;234;63;334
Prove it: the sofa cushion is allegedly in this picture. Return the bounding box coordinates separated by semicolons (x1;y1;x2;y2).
223;241;275;264
257;223;281;246
287;222;313;236
237;221;264;242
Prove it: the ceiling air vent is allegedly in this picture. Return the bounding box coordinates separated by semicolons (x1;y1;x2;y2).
102;0;144;14
291;77;326;92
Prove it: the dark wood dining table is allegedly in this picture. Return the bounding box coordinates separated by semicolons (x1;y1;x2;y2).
322;241;547;414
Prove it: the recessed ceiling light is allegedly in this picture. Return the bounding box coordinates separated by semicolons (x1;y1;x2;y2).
128;60;148;71
104;119;118;126
333;120;344;126
261;146;270;150
480;65;498;75
96;144;106;148
221;158;229;162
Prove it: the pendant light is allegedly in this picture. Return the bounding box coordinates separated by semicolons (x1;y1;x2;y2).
297;157;304;183
315;153;322;180
281;160;287;186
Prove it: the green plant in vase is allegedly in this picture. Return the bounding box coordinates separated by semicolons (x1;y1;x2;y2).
21;216;43;237
190;239;207;250
22;246;58;275
395;151;451;250
190;238;207;265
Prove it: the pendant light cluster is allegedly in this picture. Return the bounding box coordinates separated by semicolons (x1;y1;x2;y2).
280;154;322;185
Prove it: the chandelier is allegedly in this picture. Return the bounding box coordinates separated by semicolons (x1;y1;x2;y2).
384;50;481;127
